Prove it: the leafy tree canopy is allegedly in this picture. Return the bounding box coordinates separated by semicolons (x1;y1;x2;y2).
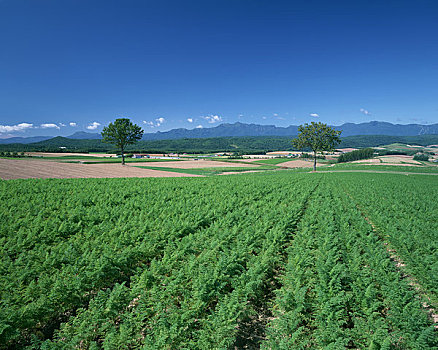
293;122;341;170
101;118;143;164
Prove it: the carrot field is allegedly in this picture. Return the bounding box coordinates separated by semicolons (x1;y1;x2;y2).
0;172;437;349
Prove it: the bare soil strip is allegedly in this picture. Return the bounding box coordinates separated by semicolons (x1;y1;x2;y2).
0;159;202;179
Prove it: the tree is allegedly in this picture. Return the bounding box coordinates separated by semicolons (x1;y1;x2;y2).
413;153;429;161
101;118;144;165
293;122;341;171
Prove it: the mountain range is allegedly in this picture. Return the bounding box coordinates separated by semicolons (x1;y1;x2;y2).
1;121;437;144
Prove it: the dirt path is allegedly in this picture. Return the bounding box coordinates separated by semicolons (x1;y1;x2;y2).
0;159;203;179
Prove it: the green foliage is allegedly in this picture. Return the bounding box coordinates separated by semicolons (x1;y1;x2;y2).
263;176;437;349
136;164;277;176
413;153;429;161
0;151;24;158
0;173;436;348
337;148;374;163
253;158;293;165
2;134;438;154
293;122;341;170
101;118;143;164
300;152;326;159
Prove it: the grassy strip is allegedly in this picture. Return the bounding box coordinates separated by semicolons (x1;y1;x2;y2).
208;158;260;165
0;157;27;160
252;158;294;165
136;165;277;176
318;163;438;173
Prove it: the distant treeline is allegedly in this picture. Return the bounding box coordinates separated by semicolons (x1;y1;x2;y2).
0;134;438;154
337;148;374;163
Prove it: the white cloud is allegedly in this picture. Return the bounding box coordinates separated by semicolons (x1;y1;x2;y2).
143;117;165;128
202;115;222;124
69;122;77;127
310;113;319;117
0;122;33;133
143;120;154;127
86;122;101;130
273;113;278;117
187;118;193;123
262;116;267;120
41;123;60;129
59;123;66;127
196;125;203;129
238;114;244;118
360;108;371;115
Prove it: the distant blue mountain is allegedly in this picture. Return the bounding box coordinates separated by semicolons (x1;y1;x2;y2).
142;121;438;139
67;131;102;139
0;136;52;144
335;121;438;137
141;122;300;140
0;121;437;144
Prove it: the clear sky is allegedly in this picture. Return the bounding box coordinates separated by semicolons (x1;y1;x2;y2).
1;0;437;137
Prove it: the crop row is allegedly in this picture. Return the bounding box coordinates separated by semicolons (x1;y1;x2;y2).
1;172;437;349
263;179;436;349
337;173;438;305
0;174;315;348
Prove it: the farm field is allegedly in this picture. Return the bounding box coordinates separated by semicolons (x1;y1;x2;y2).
231;158;315;168
2;154;438;180
0;159;202;180
25;152;116;158
319;163;438;174
0;172;437;349
128;160;260;169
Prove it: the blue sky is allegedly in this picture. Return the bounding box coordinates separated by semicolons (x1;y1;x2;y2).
1;0;437;137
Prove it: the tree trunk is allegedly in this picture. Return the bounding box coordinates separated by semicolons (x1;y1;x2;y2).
121;147;125;165
313;151;317;171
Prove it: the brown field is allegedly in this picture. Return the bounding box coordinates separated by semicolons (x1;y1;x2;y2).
337;148;359;153
276;160;315;168
351;155;424;165
128;160;259;168
379;155;422;164
0;159;202;180
25;152;115;157
352;158;381;164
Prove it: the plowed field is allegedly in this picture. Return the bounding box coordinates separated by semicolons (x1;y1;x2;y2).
0;159;202;180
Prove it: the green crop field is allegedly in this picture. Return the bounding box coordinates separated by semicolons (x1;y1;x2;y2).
135;164;277;176
0;172;437;349
252;158;293;165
